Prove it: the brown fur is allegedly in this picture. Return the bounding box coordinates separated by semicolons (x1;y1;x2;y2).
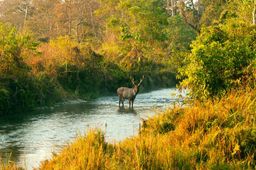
117;76;144;108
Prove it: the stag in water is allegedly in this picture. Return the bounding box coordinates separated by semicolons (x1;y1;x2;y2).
117;76;145;108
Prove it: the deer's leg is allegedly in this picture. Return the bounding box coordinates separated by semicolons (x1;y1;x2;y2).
122;99;124;107
129;100;131;108
132;99;134;108
119;98;121;107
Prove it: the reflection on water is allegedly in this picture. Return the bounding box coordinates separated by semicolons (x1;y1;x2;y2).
0;88;183;169
117;107;137;114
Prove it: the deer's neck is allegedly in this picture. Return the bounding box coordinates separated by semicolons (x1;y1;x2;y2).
133;86;138;95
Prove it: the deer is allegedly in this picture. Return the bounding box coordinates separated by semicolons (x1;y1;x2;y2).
117;75;145;108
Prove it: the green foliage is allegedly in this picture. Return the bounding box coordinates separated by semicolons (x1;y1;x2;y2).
98;0;195;75
167;15;197;51
0;23;31;77
200;0;228;26
0;26;77;113
179;21;256;99
0;21;176;114
0;22;45;114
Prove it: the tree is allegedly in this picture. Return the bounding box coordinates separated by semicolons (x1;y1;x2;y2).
97;0;170;53
26;0;61;38
179;21;256;99
166;0;179;16
27;0;101;42
223;0;256;26
176;0;228;33
252;0;256;24
0;0;34;30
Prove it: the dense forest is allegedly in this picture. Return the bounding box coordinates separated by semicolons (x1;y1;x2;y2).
1;0;256;169
0;0;194;114
1;0;254;114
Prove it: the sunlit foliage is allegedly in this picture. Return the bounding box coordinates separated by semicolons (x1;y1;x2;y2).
0;22;42;113
179;19;256;99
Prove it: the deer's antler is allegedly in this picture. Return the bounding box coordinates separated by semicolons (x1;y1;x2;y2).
138;75;145;87
130;76;136;86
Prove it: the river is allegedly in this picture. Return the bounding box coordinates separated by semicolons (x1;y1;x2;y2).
0;88;184;169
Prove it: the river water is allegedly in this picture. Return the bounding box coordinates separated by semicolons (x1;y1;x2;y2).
0;88;183;169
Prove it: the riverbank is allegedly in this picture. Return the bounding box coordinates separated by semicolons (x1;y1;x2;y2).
0;70;176;115
37;87;256;169
0;88;178;169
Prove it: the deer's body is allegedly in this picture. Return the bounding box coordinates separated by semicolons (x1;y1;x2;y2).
117;76;144;108
117;87;137;108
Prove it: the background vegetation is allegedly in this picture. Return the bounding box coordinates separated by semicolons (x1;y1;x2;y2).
0;0;189;114
178;1;256;99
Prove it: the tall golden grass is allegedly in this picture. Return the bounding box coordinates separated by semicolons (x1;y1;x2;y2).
38;87;256;170
0;161;21;170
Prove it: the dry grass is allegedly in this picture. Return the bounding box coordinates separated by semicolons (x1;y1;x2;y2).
0;161;22;170
37;87;256;170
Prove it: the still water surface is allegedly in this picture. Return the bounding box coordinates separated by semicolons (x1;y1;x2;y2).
0;88;183;169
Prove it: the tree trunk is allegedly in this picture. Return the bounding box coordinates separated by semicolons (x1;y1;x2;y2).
253;0;256;25
66;0;72;36
23;5;28;29
171;0;175;16
89;2;97;38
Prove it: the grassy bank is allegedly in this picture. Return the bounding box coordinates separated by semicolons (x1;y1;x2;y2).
38;87;256;170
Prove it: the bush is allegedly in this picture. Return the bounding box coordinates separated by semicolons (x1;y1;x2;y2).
179;21;256;99
0;22;41;114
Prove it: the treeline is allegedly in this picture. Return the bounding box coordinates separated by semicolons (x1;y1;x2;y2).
0;0;196;114
0;0;256;114
0;24;176;114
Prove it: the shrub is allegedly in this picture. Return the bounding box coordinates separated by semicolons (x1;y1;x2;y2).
179;21;256;99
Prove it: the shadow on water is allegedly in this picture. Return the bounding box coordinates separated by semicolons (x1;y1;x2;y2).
117;107;137;114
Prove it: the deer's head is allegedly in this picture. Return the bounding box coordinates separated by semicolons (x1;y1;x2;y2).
130;75;145;94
